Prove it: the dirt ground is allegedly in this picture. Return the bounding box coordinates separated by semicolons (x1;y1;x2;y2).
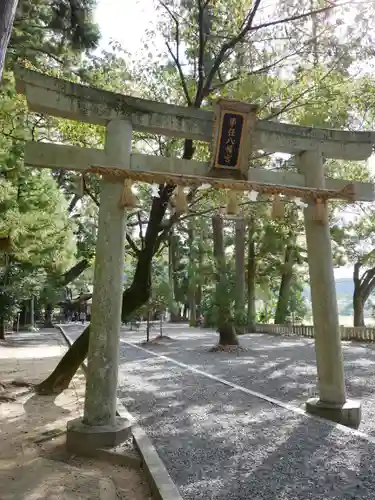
0;330;153;500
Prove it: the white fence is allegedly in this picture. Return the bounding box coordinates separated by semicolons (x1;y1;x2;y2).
254;323;375;342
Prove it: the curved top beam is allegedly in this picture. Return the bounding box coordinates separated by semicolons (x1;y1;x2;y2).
14;66;375;161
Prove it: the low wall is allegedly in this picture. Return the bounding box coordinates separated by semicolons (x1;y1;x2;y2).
254;323;375;342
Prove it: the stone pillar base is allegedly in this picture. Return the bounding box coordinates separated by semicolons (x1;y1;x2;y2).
66;417;132;455
305;397;361;429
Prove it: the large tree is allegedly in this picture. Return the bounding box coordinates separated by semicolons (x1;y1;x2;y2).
35;0;360;393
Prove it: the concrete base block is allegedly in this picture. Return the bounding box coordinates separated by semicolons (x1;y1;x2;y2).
66;417;132;455
305;397;361;429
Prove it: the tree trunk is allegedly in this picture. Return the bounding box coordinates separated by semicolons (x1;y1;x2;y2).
0;0;18;80
168;231;175;316
247;220;256;332
35;184;176;394
35;325;90;394
30;296;35;328
189;296;197;327
170;312;180;322
352;261;375;327
0;317;5;339
234;218;246;331
159;314;163;337
19;302;27;328
217;322;238;345
274;245;295;324
169;230;180;322
274;270;294;324
212;214;238;346
195;240;203;324
188;224;197;327
353;295;365;327
44;303;53;327
146;311;151;342
183;303;188;320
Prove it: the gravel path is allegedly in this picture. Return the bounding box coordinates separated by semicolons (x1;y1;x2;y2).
62;324;375;498
116;325;375;437
117;341;375;500
62;323;375;437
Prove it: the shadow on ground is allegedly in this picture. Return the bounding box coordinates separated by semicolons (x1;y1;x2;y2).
117;342;375;500
113;325;375;437
0;330;62;348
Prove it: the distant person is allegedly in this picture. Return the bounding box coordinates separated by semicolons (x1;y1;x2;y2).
80;311;86;324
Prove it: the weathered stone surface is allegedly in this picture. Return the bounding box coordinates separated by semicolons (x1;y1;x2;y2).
15;66;375;160
24;142;375;202
25;141;107;171
305;397;361;429
66;417;132;452
83;119;131;427
25;142;209;177
297;151;347;406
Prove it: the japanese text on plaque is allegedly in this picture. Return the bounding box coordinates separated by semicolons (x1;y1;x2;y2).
216;113;244;168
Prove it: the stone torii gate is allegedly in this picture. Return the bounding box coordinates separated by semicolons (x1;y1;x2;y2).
15;67;375;447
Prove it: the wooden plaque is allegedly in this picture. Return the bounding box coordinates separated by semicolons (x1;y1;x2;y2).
210;99;258;179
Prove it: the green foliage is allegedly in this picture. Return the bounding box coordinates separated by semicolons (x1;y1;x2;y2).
9;0;100;67
288;282;309;322
4;0;375;332
0;0;102;327
0;165;75;321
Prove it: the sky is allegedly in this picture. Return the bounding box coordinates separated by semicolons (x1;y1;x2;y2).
93;0;361;281
94;0;159;54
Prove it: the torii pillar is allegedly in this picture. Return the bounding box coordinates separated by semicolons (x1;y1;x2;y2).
66;119;132;453
297;150;361;428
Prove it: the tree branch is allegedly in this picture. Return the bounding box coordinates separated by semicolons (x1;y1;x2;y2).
199;2;341;103
198;0;263;103
19;47;82;78
159;0;192;106
262;63;339;121
209;47;302;94
197;0;206;99
154;214;179;254
57;170;65;187
360;267;375;293
68;194;80;213
59;259;91;287
126;233;140;256
249;4;336;33
84;185;100;207
154;186;198;252
363;274;375;303
165;42;192;106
